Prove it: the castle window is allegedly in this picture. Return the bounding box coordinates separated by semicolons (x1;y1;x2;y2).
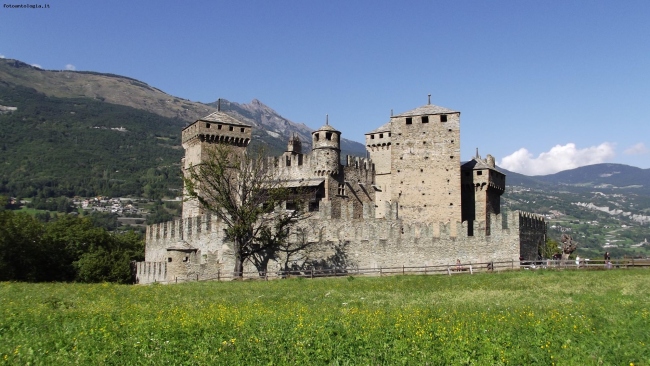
326;132;332;140
286;201;297;211
229;126;234;131
423;141;426;144
371;134;375;139
309;201;319;212
298;155;303;166
241;127;245;133
167;258;172;262
421;116;429;123
440;115;448;122
183;256;189;262
477;171;483;176
450;156;454;159
448;129;452;132
315;133;319;141
406;117;412;125
379;133;383;138
206;123;211;128
338;184;346;196
286;156;291;167
450;203;453;206
389;133;391;137
420;169;423;172
218;125;222;130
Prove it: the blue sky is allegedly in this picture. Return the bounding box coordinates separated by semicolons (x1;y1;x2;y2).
2;0;649;174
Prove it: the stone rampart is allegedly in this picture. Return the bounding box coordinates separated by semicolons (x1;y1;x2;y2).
138;208;539;284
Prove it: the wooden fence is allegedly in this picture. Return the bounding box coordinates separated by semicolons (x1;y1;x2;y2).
146;257;650;284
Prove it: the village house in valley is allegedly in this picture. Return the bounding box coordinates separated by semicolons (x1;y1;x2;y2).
136;99;546;283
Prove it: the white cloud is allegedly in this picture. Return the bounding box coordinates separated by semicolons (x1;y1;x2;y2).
31;64;42;69
499;142;616;176
623;142;649;155
0;54;5;59
65;64;76;71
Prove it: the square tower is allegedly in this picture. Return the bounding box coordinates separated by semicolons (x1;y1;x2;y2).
390;103;461;223
181;110;252;219
461;153;506;235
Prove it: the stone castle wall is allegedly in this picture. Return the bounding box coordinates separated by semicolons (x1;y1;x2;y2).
137;209;545;284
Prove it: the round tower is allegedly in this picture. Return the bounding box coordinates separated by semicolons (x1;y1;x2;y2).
311;117;341;175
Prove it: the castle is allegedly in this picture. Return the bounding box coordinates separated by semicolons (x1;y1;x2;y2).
135;99;546;283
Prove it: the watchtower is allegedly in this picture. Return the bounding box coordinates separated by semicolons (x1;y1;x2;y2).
389;98;461;223
461;151;506;235
310;115;341;176
181;105;252;219
365;121;392;218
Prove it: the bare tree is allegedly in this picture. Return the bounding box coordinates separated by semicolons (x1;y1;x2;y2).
183;144;309;278
560;234;578;260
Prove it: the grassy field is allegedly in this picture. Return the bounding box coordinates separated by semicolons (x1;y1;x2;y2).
1;270;649;365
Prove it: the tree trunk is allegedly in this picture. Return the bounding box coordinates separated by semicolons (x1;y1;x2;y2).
233;240;244;279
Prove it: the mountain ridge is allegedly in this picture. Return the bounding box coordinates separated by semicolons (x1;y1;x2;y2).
0;58;367;157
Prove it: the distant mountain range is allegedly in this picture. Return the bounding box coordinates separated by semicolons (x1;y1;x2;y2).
0;59;366;158
501;163;650;196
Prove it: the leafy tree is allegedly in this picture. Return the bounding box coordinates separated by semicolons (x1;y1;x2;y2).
540;238;560;259
0;211;45;281
183;144;309;277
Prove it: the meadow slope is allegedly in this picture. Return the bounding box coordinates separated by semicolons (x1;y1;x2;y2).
1;269;649;365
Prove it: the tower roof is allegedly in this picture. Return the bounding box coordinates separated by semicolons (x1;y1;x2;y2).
461;158;504;173
393;104;458;117
198;111;251;127
314;124;340;133
365;121;391;135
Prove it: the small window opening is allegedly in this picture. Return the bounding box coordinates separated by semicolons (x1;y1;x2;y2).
241;127;245;133
286;201;297;211
338;184;346;196
371;134;375;139
218;125;222;130
326;132;332;140
449;203;453;206
309;201;319;212
389;133;392;137
423;141;427;144
379;133;384;138
440;115;448;122
314;133;319;141
229;126;234;131
450;156;454;159
167;257;172;262
406;117;412;125
477;171;483;176
422;116;429;123
286;156;291;167
420;169;423;172
206;123;211;128
183;256;189;262
448;129;452;132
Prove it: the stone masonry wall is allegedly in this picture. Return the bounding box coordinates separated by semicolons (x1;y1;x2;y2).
138;209;540;284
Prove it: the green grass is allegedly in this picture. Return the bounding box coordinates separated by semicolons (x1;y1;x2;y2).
1;270;649;365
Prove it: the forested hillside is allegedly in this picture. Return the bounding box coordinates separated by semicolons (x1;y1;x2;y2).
0;83;184;199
